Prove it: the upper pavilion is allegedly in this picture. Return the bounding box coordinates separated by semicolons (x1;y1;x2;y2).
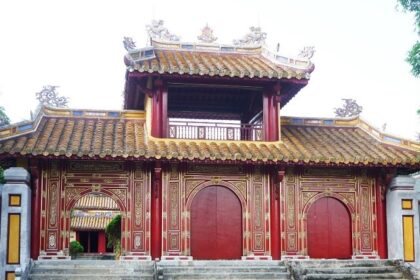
0;21;418;168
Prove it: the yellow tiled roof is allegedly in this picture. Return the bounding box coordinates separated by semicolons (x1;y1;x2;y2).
71;215;114;231
0;108;418;166
74;194;119;210
125;40;314;80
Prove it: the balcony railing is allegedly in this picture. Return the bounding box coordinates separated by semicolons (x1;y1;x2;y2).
168;120;263;141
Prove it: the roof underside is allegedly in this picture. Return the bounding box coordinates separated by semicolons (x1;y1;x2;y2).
0;113;418;167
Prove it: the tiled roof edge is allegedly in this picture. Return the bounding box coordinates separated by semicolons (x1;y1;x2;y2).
0;106;145;141
282;116;420;152
125;39;314;74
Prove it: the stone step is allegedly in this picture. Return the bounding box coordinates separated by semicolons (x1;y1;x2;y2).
30;269;154;275
29;274;154;280
158;266;287;273
303;266;399;274
302;272;404;280
160;271;290;279
158;260;284;266
33;260;154;266
32;264;154;270
291;259;392;268
29;260;155;279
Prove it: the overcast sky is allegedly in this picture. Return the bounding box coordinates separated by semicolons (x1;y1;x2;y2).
0;0;419;140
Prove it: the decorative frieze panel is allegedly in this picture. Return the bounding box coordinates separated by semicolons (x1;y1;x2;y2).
134;182;144;227
187;164;244;174
48;181;59;228
68;161;124;172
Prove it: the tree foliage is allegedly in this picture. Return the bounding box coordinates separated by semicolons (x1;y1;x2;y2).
105;214;121;258
0;106;10;127
0;166;5;184
398;0;420;77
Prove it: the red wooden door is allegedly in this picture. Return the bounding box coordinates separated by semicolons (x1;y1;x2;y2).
191;186;242;259
307;197;352;259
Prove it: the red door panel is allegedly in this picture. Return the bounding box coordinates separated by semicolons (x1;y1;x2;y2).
307;197;352;259
191;186;242;259
191;187;217;259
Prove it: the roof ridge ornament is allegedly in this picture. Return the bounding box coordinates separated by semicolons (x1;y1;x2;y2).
36;85;68;108
123;37;137;51
298;46;315;60
197;24;217;43
146;20;180;42
334;99;363;118
233;26;267;46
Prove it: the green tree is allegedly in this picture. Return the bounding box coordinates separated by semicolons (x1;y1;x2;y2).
398;0;420;77
0;106;10;127
0;166;5;184
105;214;121;259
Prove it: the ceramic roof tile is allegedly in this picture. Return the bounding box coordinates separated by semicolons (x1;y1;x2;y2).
128;49;314;80
0;111;418;166
74;195;119;210
71;216;115;231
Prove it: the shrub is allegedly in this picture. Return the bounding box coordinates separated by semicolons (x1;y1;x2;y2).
0;166;5;184
69;240;84;257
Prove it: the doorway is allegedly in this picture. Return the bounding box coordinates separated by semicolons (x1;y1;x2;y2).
190;186;242;259
307;197;352;259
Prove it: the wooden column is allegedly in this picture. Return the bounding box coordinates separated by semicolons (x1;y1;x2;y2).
151;163;162;259
263;90;271;141
151;79;168;138
98;231;107;253
151;79;162;137
376;172;391;259
263;84;280;141
270;169;284;260
29;159;42;259
272;83;281;141
161;83;168;138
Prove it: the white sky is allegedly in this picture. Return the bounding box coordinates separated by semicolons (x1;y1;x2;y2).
0;0;419;140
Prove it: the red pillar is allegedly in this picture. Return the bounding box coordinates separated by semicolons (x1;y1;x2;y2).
151;80;161;137
263;84;281;141
161;83;168;138
98;231;107;253
263;90;271;141
151;79;167;138
376;175;388;259
270;170;284;260
272;83;281;141
151;164;162;259
30;159;42;259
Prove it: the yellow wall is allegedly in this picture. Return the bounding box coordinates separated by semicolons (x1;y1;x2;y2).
403;215;415;262
6;272;15;280
7;214;20;264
